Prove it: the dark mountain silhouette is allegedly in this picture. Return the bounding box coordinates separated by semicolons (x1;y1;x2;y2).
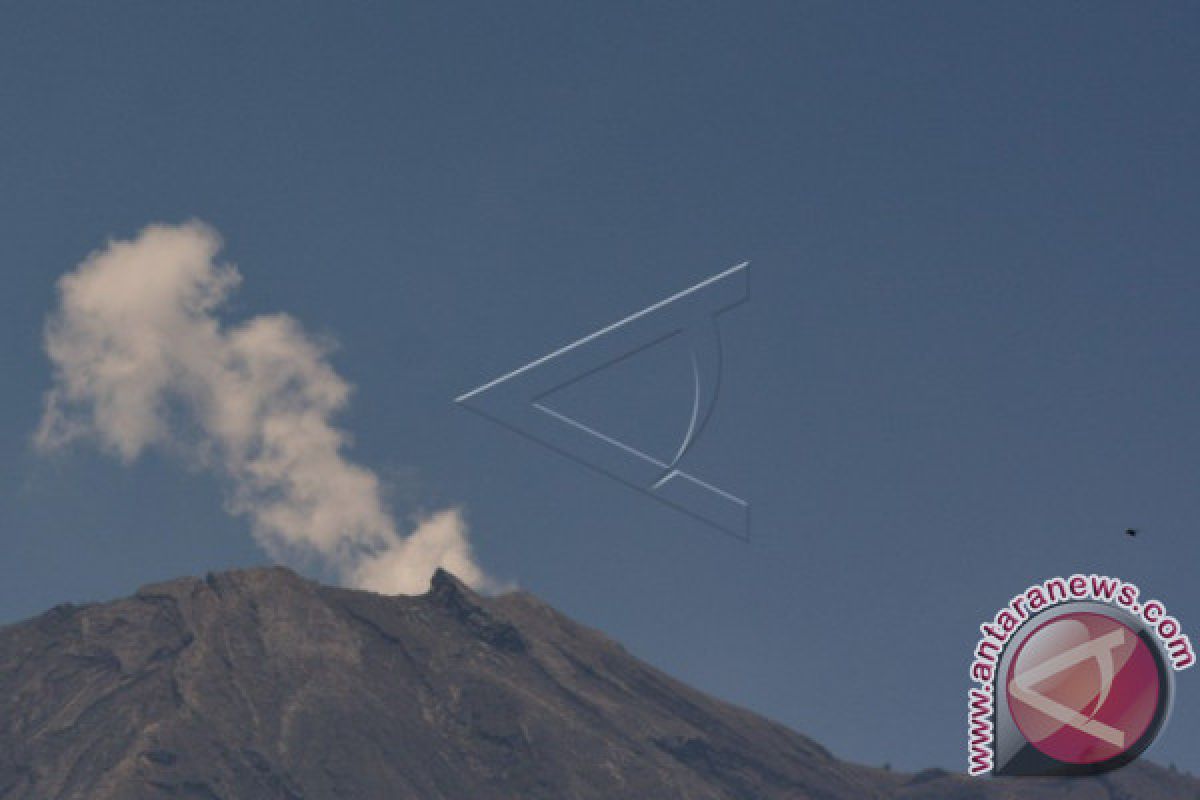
0;566;1196;799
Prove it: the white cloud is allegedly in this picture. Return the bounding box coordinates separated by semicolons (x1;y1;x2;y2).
36;221;494;595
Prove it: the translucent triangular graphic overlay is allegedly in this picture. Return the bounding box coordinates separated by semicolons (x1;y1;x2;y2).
1008;628;1127;748
456;263;750;539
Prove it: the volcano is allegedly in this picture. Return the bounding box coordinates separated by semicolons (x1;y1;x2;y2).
0;566;1195;799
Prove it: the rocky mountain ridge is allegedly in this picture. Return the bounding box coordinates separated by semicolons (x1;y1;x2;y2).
0;566;1196;799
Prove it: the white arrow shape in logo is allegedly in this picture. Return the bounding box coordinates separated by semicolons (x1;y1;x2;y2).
457;263;749;538
1008;628;1127;748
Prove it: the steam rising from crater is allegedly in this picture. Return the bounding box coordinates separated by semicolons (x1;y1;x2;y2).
35;221;493;595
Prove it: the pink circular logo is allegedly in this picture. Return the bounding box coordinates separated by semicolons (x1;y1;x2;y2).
1006;612;1162;765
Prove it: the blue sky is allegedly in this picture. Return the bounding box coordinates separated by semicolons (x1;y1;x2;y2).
2;1;1198;773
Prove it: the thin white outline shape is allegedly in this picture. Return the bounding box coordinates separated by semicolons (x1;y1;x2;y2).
456;263;749;538
1008;628;1127;748
456;263;747;403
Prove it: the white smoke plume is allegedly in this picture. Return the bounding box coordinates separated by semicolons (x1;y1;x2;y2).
35;221;494;595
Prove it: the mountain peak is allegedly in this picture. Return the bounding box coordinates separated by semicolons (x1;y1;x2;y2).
1;570;1197;800
428;565;473;598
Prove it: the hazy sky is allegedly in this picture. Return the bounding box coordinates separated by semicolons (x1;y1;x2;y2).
2;1;1198;773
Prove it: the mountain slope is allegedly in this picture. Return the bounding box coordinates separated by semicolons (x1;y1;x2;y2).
0;567;1195;800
